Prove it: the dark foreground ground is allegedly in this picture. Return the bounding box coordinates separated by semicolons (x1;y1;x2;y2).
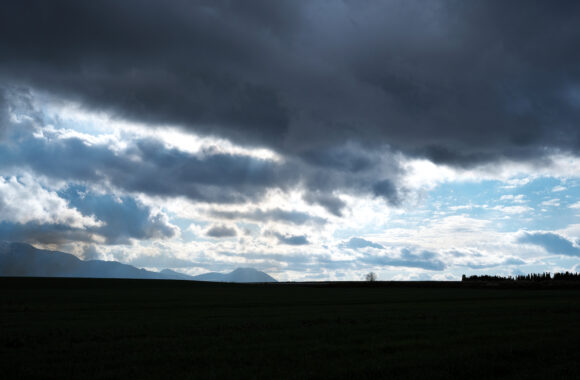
1;278;580;379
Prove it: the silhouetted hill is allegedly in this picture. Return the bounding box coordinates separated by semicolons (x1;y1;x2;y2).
0;242;167;279
192;267;277;283
0;242;277;282
159;268;197;280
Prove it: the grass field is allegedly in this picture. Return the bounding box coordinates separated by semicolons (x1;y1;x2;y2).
1;278;580;379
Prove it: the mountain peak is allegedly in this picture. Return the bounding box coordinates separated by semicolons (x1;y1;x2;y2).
228;267;277;283
191;267;277;283
0;242;277;283
231;267;260;274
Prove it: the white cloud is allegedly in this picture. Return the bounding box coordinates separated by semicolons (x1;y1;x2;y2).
501;178;532;189
500;194;526;204
42;100;282;161
448;205;473;211
188;223;205;237
404;153;580;194
492;205;533;214
541;198;560;207
0;176;102;228
6;91;580;281
552;185;566;192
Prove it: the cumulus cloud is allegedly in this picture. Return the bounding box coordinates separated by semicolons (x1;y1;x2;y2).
206;224;237;238
128;254;198;269
61;185;178;244
266;231;310;246
0;176;101;228
362;249;446;271
278;235;309;246
492;205;532;214
518;232;580;257
541;199;560;207
500;194;526;204
0;182;178;246
461;257;526;269
342;237;384;250
208;207;326;225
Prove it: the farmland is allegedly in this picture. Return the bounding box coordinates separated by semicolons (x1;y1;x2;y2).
1;277;580;379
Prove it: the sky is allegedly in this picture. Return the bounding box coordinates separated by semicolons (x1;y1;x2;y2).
1;0;580;281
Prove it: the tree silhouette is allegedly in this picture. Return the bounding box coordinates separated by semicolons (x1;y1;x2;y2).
462;272;580;282
365;272;377;282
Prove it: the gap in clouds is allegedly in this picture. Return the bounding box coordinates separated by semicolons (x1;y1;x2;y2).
2;88;580;280
1;0;580;280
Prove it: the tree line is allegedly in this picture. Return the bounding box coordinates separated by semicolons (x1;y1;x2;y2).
462;272;580;282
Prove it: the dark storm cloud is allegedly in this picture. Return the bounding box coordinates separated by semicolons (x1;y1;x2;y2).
0;89;405;209
518;232;580;257
294;144;404;207
301;147;374;173
0;133;293;204
0;221;96;246
372;179;402;206
206;224;237;238
208;208;326;226
0;0;295;147
2;0;580;166
0;89;8;138
302;192;346;217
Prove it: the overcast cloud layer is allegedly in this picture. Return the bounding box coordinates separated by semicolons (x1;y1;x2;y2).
2;0;580;164
1;1;580;280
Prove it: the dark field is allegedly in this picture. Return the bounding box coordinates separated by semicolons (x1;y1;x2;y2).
1;278;580;379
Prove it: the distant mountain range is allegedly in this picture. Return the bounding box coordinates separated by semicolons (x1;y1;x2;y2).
0;242;276;283
185;267;277;283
